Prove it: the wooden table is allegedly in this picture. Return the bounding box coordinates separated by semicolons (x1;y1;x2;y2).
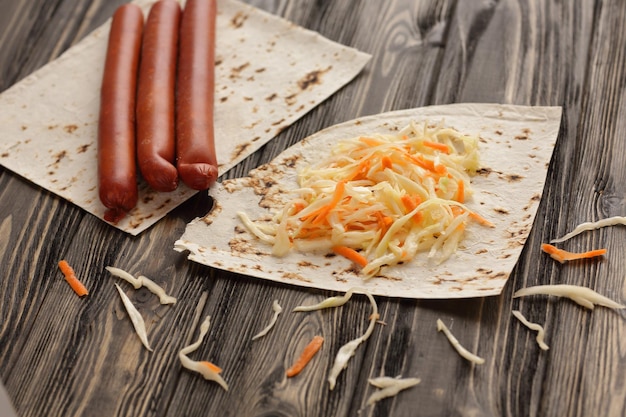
1;0;625;416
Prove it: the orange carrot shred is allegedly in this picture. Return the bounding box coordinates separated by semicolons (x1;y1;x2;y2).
451;206;494;227
306;181;346;225
347;159;371;181
423;140;450;154
401;194;423;223
358;137;384;147
291;202;306;214
468;211;495;227
58;260;89;297
455;180;465;203
374;212;393;235
406;154;447;176
286;335;324;378
411;154;435;172
381;155;393;170
541;243;607;264
333;245;369;268
199;361;223;374
451;206;464;217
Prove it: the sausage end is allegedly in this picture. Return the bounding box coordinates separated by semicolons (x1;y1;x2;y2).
140;160;179;192
178;163;218;190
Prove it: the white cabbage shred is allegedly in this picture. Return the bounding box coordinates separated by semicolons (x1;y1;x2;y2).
252;300;283;340
292;287;361;312
106;266;177;305
436;319;484;365
328;291;379;390
114;283;153;352
551;216;626;243
179;315;229;390
513;284;625;310
511;310;549;350
366;376;421;406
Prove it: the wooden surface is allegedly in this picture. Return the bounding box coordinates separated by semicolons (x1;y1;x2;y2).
1;0;626;416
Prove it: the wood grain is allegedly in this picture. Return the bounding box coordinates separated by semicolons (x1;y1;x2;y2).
1;0;626;416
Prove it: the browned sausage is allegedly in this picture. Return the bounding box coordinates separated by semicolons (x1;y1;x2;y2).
136;0;181;192
98;4;143;223
176;0;219;190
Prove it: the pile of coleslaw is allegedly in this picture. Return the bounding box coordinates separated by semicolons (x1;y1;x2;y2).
238;121;487;278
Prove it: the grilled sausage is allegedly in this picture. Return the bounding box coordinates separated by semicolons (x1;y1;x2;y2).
98;4;143;223
176;0;219;190
136;0;181;192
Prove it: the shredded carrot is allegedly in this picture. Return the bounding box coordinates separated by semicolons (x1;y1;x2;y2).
455;180;465;203
200;361;223;374
410;154;447;175
381;155;393;170
541;243;607;264
333;245;369;268
401;194;424;223
347;159;371;181
58;260;89;297
374;212;394;236
423;140;450;154
358;137;384;147
291;202;306;214
451;206;493;227
300;181;346;225
286;335;324;377
451;206;463;217
468;211;495;227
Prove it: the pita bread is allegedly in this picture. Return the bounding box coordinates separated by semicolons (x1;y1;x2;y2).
175;103;562;299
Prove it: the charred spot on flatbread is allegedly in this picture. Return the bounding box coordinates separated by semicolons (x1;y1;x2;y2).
156;199;172;210
230;11;248;28
51;150;68;166
504;174;524;182
298;261;318;269
297;67;332;90
514;128;532;140
232;142;252;160
229;237;267;257
64;124;79;134
281;271;310;282
283;154;301;168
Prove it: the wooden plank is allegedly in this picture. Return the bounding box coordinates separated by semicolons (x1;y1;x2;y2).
1;0;625;416
527;1;626;416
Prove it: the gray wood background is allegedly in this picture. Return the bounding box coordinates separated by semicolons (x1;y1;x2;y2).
1;0;626;416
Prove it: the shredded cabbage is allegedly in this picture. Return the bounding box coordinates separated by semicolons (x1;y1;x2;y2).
513;284;625;310
511;310;549;350
366;376;421;406
239;121;485;277
114;283;153;352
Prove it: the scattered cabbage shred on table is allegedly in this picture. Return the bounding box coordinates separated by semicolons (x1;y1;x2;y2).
239;121;486;277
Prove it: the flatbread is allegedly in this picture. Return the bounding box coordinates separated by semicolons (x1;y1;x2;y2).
0;0;370;235
175;103;562;299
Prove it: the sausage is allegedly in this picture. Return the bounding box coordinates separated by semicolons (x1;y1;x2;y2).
98;4;143;223
176;0;219;190
136;0;181;192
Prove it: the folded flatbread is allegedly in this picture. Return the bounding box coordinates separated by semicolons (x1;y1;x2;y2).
175;103;562;299
0;0;370;234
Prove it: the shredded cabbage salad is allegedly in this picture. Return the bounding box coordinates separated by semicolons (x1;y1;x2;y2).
238;121;489;278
